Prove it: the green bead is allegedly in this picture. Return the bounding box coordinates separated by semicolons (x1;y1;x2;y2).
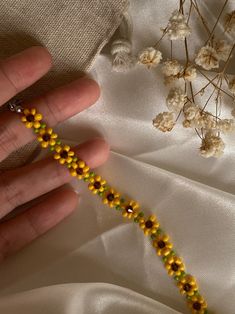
138;212;144;217
116;205;121;211
67;164;72;168
104;186;109;191
50;147;55;152
56;140;61;145
41;123;46;128
134;218;139;223
84;178;89;182
120;198;125;203
157;228;162;234
186;295;192;300
34;128;39;133
98;192;103;196
194;291;200;296
162;256;168;262
89;172;95;177
204;310;209;314
174;276;179;281
73;157;78;162
151;234;156;240
170;250;176;256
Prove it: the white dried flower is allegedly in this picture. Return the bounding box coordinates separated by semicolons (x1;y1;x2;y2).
224;10;235;34
229;77;235;94
200;130;225;158
164;75;178;86
153;111;175;132
182;119;192;128
161;59;182;76
193;111;217;129
166;87;187;112
195;46;219;70
166;10;191;40
214;40;233;61
183;104;201;120
216;119;235;134
138;47;162;69
184;66;197;81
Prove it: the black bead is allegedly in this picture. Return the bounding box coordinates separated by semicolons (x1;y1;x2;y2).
107;193;115;201
126;205;134;213
60;150;68;159
192;302;201;310
171;263;179;271
157;240;166;249
26;114;34;122
183;283;192;292
42;134;51;142
94;181;101;189
76;168;84;175
145;220;153;229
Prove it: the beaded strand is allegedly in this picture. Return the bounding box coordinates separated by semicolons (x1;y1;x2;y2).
12;105;209;314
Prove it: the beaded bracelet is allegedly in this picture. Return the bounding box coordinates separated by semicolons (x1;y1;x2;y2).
9;101;208;314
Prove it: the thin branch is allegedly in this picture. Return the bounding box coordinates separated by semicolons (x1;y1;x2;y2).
191;0;211;36
205;0;229;45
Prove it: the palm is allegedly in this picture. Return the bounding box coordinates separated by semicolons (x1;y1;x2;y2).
0;46;109;262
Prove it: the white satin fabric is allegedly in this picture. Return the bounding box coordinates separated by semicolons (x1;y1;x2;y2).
0;1;235;313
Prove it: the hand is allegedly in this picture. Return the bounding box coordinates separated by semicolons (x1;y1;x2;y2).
0;46;109;262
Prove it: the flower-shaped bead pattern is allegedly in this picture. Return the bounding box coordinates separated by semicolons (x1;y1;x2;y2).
70;160;90;179
153;234;173;256
37;128;58;148
88;175;106;194
121;200;139;219
54;145;74;164
139;215;159;235
21;108;42;129
165;255;185;276
178;274;198;297
103;188;120;208
188;295;207;314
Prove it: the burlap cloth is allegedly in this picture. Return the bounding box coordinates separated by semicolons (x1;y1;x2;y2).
0;0;129;170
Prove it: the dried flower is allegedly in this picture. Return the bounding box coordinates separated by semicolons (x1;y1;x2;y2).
138;47;162;69
162;59;182;76
182;119;192;128
224;10;235;34
183;104;201;120
214;40;233;61
193;111;217;129
166;10;191;40
229;77;235;94
164;75;178;86
216;119;235;134
195;46;219;70
183;66;197;81
153;111;175;132
166;87;187;112
200;131;225;158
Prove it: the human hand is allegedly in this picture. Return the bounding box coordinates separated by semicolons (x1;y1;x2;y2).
0;46;109;262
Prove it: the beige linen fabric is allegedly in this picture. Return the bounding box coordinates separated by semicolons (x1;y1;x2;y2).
0;0;129;170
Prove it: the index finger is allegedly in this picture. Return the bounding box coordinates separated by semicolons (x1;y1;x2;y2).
0;46;52;106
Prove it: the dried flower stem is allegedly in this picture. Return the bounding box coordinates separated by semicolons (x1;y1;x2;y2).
191;0;211;36
205;0;229;45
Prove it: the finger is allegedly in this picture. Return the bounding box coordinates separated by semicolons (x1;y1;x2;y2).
0;138;109;218
0;188;78;262
0;77;100;162
0;46;52;106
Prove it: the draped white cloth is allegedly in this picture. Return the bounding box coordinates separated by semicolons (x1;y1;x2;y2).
0;1;234;313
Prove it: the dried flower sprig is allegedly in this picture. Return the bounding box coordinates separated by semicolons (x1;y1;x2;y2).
136;0;235;158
